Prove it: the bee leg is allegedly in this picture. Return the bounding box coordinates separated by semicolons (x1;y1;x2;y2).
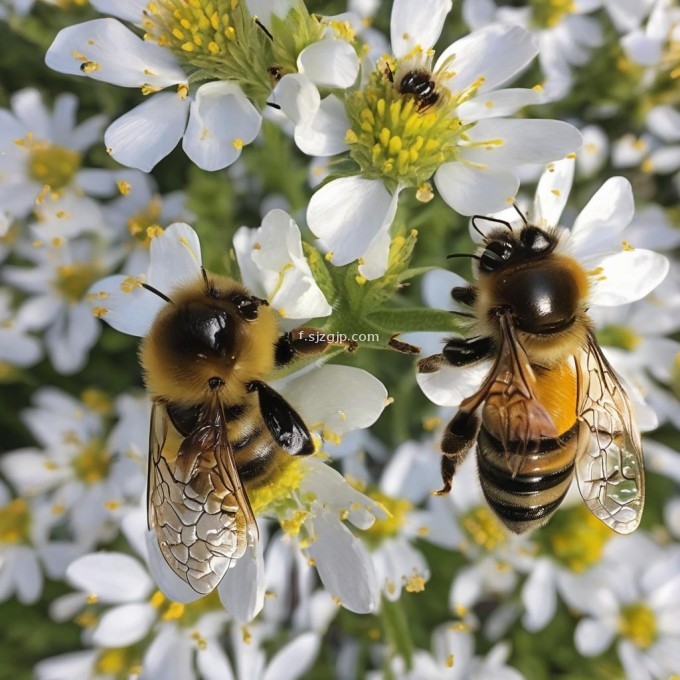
387;334;421;355
435;411;480;495
442;336;493;367
274;327;356;367
451;285;477;307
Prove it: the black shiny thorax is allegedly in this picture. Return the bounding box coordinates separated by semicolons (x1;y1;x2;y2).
398;69;439;110
478;226;581;335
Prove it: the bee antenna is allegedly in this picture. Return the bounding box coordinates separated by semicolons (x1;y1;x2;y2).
141;283;172;304
471;214;514;237
447;253;481;261
266;101;281;110
201;267;219;298
512;202;529;227
450;310;475;318
254;16;273;41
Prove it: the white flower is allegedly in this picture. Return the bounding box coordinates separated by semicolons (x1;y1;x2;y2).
417;158;669;408
0;388;148;547
294;0;581;278
0;481;83;605
102;169;193;275
45;2;358;172
234;209;332;322
462;0;651;101
0;288;42;368
3;237;118;374
371;627;525;680
0;88;109;229
569;534;680;680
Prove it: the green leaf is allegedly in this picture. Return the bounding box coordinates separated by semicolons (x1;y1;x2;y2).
380;595;414;671
367;308;463;334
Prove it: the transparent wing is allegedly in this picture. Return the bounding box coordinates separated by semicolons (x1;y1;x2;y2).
147;400;257;594
574;333;645;534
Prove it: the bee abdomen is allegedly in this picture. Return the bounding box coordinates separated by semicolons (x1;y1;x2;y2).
477;424;578;534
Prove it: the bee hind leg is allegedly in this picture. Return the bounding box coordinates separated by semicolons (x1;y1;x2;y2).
435;410;480;495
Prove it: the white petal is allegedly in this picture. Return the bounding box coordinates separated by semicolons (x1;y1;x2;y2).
275;73;321;125
196;644;235;680
294;94;350;157
11;89;50;137
460;119;582;168
144;529;204;603
183;81;261;171
263;633;321;680
89;0;148;23
218;541;264;622
357;223;392;281
622;29;662;66
435;161;519;216
143;626;194;680
533;156;575;228
647;105;680;143
436;24;538;94
148;222;203;296
87;275;165;337
391;0;452;58
279;365;388;436
589;249;669;306
575;618;615;656
307;177;393;266
521;559;556;631
307;508;378;613
46;19;186;87
93;603;156;646
14;548;43;604
298;40;358;88
234;209;332;319
457;88;544;120
66;552;153;603
570;177;635;256
422;269;471;310
105;93;189;172
417;355;491;406
35;651;96;680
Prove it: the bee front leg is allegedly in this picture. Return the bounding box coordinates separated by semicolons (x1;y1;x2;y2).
442;336;493;367
274;327;356;367
435;410;480;495
450;285;477;307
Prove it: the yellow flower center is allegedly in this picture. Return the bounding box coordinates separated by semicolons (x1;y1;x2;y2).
247;456;306;515
345;61;480;189
597;325;641;352
539;504;612;572
150;588;221;627
530;0;576;29
460;506;506;551
127;197;164;247
95;647;142;680
80;388;113;416
363;489;412;545
72;438;112;484
0;498;31;545
619;603;657;649
142;0;273;105
54;262;104;304
20;136;82;191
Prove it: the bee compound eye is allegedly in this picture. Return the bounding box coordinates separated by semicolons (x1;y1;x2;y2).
480;241;514;272
231;294;264;320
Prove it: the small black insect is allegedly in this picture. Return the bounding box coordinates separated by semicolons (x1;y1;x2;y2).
398;69;439;111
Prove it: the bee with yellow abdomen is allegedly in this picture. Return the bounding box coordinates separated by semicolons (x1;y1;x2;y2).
142;270;355;594
418;207;645;535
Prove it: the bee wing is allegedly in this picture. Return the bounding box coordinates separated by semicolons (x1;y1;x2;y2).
147;400;257;594
573;332;645;534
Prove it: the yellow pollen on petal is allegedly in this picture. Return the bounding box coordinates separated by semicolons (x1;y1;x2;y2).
120;275;145;293
621;241;634;251
404;574;426;593
446;655;454;668
232;138;244;149
117;181;132;195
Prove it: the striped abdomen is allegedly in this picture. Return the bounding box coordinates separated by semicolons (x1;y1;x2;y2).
477;425;577;533
477;361;579;534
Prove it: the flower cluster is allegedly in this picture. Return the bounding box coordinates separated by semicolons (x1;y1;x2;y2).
1;0;679;678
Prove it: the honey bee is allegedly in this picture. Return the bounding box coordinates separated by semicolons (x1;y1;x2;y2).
141;271;354;594
384;64;439;111
418;207;645;535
